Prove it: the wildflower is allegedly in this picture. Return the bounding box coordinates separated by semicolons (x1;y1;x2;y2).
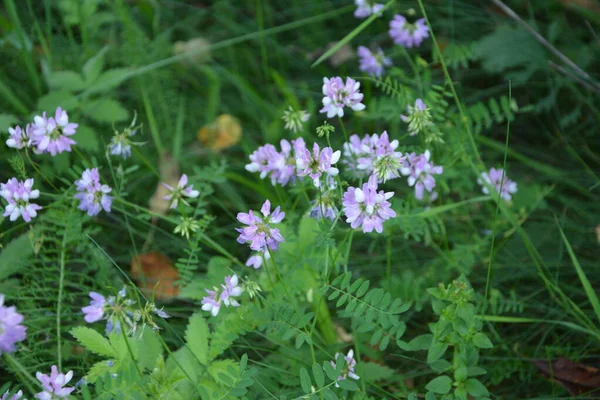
108;117;141;159
354;0;384;18
150;303;170;319
270;139;306;186
342;175;396;233
0;178;42;222
316;121;335;138
246;251;270;269
82;292;106;323
389;15;429;48
401;99;433;136
162;173;199;209
400;150;443;200
246;144;280;179
236;199;285;252
309;189;338;221
320;77;366;118
174;216;200;239
202;275;243;317
1;390;23;400
6;125;32;150
477;168;517;201
296;142;341;187
330;349;360;387
342;134;377;177
74;168;113;216
282;106;310;133
366;131;404;182
357;47;392;77
242;279;262;299
31;107;78;156
35;365;75;399
0;295;27;355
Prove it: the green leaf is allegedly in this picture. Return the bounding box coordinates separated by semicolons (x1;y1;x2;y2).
208;360;238;387
356;280;370;297
425;392;437;400
81;98;128;123
137;328;162;370
336;379;358;391
425;376;452;394
454;366;468;383
48;70;86;92
427;342;448;363
465;378;489;397
83;46;109;84
407;394;418;400
407;334;433;351
379;335;390;351
323;361;337;381
455;386;468;400
37;90;78;112
71;327;116;358
0;233;34;280
300;367;311;393
185;313;209;365
75;125;100;152
87;68;132;93
0;114;19;131
312;363;324;388
472;332;493;349
360;362;394;382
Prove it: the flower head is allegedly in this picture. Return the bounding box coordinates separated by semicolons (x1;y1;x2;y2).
74;168;113;216
35;365;75;399
296;142;341;187
108;113;142;159
309;183;338;221
330;349;360;387
344;132;404;181
82;292;106;323
236;200;285;252
0;178;42;222
357;47;392;77
0;295;27;355
354;0;384;18
246;250;270;269
477;168;517;201
400;150;443;200
6;125;33;150
31;107;78;156
245;139;307;187
320;77;365;118
162;174;199;209
389;15;429;48
1;390;23;400
342;175;396;233
282;106;310;133
401;99;433;136
202;275;243;317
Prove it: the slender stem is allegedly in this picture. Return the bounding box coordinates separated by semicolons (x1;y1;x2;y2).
25;150;59;191
56;204;70;370
118;317;142;375
343;230;354;273
337;116;350;143
131;146;161;179
156;333;202;396
3;353;39;394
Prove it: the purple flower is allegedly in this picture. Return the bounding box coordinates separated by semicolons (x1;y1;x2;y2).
296;142;341;187
1;390;23;400
358;47;392;77
0;295;27;355
74;168;113;216
6;125;32;150
109;129;136;159
31;107;78;156
162;174;199;209
389;15;429;48
401;99;432;136
201;289;221;316
236;200;285;252
342;134;378;177
330;349;360;387
245;144;279;179
246;139;307;187
201;275;243;317
0;178;42;222
342;175;396;233
82;292;106;323
365;131;404;182
35;365;75;399
354;0;384;18
246;251;269;269
320;77;366;118
477;168;517;201
401;150;443;201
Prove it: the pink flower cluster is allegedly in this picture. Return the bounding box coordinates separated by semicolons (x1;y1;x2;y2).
343;132;404;182
0;178;42;222
478;168;518;201
245;138;307;186
35;365;75;399
0;294;27;356
201;275;243;317
236;199;285;252
389;15;430;48
342;175;396;233
320;77;366;119
401;150;443;201
74;168;113;217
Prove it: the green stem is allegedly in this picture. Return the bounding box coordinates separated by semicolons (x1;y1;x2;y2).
56;204;70;370
25;150;59;191
3;353;39;393
118;317;142;375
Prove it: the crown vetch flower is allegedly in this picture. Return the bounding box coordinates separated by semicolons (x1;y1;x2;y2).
330;349;360;387
367;131;404;182
201;275;243;317
0;178;42;223
477;167;517;201
0;295;27;355
358;47;392;77
82;292;106;323
296;142;341;187
31;107;78;156
389;15;429;48
74;168;113;216
342;134;378;177
282;106;310;133
236;200;285;252
201;289;221;317
320;77;365;118
342;175;396;233
246;139;307;187
1;390;23;400
246;250;270;269
6;125;33;150
354;0;384;18
400;150;443;200
162;173;199;209
35;365;75;399
401;99;433;136
109;128;137;159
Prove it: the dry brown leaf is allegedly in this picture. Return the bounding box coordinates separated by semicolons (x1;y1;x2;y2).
334;324;354;343
531;358;600;396
131;251;179;300
149;151;180;217
198;114;242;151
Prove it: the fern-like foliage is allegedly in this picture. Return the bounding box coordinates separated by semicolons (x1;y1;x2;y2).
8;154;27;179
392;200;446;245
465;95;526;134
372;76;405;101
174;214;214;287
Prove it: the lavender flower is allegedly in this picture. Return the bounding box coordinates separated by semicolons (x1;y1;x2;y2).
31;107;78;156
0;178;42;222
1;390;23;400
342;134;378;177
202;275;243;317
236;200;285;252
0;295;27;355
246;139;307;187
246;251;269;269
400;150;443;200
401;99;433;136
35;365;75;399
320;77;366;118
365;131;404;182
354;0;384;18
342;175;396;233
357;47;392;77
282;106;310;133
109;113;141;158
389;15;429;48
74;168;113;216
477;168;517;201
82;292;106;323
201;289;221;317
330;349;360;387
162;174;199;209
6;125;32;150
296;142;341;187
